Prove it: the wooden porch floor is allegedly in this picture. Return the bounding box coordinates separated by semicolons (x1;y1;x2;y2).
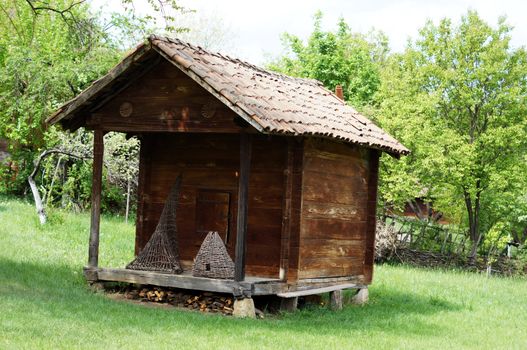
85;267;365;297
86;267;284;296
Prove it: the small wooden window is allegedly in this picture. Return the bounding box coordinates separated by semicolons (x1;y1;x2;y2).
195;190;231;243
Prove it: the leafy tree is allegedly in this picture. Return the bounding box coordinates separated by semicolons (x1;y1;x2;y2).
0;0;123;190
376;11;527;257
268;11;388;107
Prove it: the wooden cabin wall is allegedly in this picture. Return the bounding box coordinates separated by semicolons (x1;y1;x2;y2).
297;138;371;280
135;133;286;278
89;59;243;134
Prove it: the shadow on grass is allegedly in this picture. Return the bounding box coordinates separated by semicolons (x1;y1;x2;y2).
0;257;461;338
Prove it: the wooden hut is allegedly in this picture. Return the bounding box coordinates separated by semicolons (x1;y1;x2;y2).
47;35;408;312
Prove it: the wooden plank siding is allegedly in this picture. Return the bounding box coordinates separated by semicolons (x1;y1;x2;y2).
87;60;244;134
136;133;287;278
298;138;370;280
364;150;380;283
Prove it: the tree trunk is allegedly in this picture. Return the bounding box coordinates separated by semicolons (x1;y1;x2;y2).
464;185;482;261
28;149;89;225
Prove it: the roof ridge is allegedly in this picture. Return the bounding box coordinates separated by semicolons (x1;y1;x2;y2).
148;34;323;87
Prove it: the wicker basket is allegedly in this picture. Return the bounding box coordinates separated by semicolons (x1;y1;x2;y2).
127;176;182;274
192;231;234;279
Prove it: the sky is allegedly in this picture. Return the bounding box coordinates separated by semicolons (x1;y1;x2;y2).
93;0;527;65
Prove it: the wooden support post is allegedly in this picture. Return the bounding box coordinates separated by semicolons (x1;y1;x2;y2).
134;136;151;255
234;133;252;282
279;297;298;312
279;139;294;280
88;129;104;269
364;150;380;283
329;290;343;310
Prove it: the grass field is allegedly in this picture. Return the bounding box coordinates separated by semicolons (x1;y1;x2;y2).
0;197;526;349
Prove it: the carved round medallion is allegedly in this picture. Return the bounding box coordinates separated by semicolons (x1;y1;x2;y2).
119;102;133;118
201;102;217;119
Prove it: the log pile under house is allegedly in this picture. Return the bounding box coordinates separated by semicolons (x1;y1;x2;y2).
47;35;409;314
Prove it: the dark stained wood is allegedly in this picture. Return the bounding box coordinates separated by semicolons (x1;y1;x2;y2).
88;129;104;268
137;134;285;278
303;201;367;221
300;240;364;259
364;150;380;283
300;257;364;278
301;219;366;241
286;139;304;282
48;46;156;128
195;190;231;242
298;138;370;279
88;60;244;134
279;297;298;311
234;133;252;282
279;140;294;280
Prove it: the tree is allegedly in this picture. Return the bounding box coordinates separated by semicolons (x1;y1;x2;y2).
267;11;388;107
0;0;124;190
376;11;527;258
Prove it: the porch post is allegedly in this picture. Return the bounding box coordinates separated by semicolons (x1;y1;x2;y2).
234;133;252;282
88;129;104;269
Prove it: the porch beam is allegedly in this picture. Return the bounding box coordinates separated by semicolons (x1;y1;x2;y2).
88;129;104;268
234;133;252;282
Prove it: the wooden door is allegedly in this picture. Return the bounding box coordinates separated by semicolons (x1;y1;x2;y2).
195;190;231;243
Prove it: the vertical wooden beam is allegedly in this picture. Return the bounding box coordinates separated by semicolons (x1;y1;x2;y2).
88;129;104;268
329;290;343;310
364;150;380;283
279;297;298;312
234;133;252;282
287;139;304;283
134;135;150;255
279;139;294;280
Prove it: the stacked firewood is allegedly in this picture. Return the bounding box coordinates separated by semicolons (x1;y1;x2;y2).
183;292;234;314
118;286;235;315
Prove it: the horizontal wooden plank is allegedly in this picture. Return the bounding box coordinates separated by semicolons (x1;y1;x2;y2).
245;264;280;278
300;240;364;259
299;256;363;279
301;218;366;240
302;171;368;205
302;200;366;221
304;138;364;159
96;268;251;294
277;283;359;297
303;152;367;178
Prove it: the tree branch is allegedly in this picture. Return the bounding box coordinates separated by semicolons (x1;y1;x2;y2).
28;149;90;224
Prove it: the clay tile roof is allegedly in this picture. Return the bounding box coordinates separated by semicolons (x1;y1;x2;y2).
48;35;409;156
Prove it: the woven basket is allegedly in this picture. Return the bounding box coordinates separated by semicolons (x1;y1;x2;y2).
127;176;183;274
192;231;234;279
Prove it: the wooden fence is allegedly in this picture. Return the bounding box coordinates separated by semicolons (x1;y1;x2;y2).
381;215;472;256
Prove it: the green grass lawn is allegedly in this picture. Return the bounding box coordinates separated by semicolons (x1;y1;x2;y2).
0;197;526;349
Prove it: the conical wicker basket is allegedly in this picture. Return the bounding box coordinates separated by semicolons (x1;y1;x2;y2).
192;231;234;279
127;176;183;274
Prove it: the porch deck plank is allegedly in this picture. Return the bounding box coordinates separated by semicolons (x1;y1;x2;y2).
91;267;283;295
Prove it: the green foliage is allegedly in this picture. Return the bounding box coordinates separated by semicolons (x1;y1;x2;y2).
376;11;527;248
0;0;122;191
481;222;511;254
268;11;388;107
0;1;146;216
